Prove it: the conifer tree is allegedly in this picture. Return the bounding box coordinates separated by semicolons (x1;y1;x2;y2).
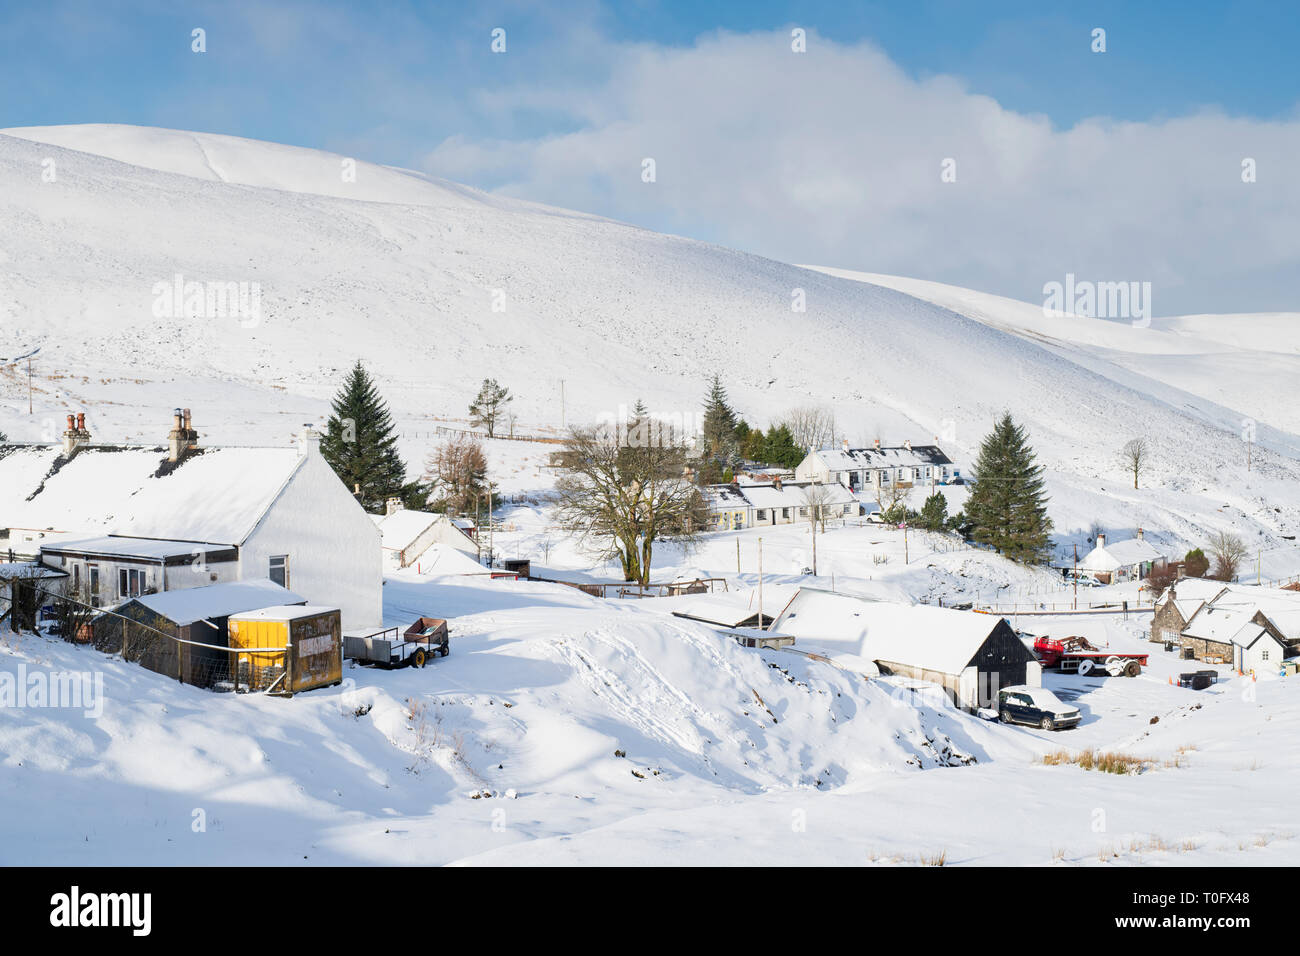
917;492;948;531
700;374;738;460
320;360;408;513
965;413;1053;563
469;379;512;438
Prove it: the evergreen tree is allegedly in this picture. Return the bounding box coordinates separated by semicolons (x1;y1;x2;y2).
701;374;738;460
1184;548;1210;578
320;360;408;513
761;424;803;468
965;413;1053;563
469;378;512;438
916;492;948;531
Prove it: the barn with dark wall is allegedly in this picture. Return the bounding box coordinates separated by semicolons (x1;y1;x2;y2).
772;588;1041;711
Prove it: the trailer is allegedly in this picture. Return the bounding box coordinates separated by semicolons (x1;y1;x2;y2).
1033;636;1148;677
344;617;450;669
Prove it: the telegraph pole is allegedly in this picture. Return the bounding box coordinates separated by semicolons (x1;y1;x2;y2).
1072;543;1079;610
758;537;764;631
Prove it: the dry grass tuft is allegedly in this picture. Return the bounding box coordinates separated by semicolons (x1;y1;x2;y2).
1042;748;1150;774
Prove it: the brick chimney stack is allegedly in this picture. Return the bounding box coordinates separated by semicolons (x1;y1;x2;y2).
1136;527;1144;541
167;407;199;462
873;438;881;449
62;411;90;458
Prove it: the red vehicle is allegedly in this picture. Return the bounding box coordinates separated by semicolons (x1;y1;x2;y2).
1033;636;1147;677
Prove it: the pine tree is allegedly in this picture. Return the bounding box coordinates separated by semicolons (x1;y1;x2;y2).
917;492;948;531
320;360;408;513
701;374;738;461
761;424;803;468
469;379;512;438
965;413;1053;563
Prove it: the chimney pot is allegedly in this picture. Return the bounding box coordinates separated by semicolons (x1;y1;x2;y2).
873;438;881;448
76;412;85;431
1136;527;1144;540
66;414;75;430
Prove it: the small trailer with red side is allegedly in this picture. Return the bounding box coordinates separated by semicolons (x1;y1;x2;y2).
1033;636;1147;677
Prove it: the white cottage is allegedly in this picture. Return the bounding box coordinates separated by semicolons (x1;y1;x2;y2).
0;409;382;629
796;440;958;494
1077;531;1166;584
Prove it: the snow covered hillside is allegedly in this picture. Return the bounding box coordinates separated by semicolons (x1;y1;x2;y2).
1;124;1297;560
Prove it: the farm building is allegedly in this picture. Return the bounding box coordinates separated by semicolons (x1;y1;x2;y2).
1077;530;1167;584
94;579;305;688
373;503;478;568
228;605;343;694
772;588;1040;711
795;439;958;493
0;408;381;629
1149;578;1227;644
1178;584;1300;664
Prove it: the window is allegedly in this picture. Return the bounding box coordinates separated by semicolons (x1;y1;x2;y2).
269;555;289;588
782;508;791;519
756;510;767;521
798;507;808;517
88;565;100;602
1262;650;1270;661
119;568;147;599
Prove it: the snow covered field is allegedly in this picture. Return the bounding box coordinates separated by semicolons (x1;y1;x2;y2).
3;563;1297;866
3;124;1299;867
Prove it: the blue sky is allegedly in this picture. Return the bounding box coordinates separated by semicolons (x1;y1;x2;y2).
3;1;1297;312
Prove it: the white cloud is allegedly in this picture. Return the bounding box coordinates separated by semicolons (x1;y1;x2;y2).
423;29;1300;315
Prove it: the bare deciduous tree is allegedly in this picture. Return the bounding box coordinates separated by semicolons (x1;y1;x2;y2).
783;405;838;453
875;478;911;523
801;482;840;533
423;434;489;514
1207;530;1248;582
553;414;708;586
1120;438;1149;489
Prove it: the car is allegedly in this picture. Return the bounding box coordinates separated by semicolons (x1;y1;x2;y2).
997;685;1081;730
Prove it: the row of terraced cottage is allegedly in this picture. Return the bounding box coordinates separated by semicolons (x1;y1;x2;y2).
704;439;962;530
1151;577;1300;673
0;408;430;694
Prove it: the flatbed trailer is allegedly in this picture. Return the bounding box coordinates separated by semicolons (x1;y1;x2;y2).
1034;636;1148;677
344;617;450;669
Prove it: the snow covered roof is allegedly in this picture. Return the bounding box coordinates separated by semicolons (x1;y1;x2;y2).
1079;536;1164;571
1182;604;1258;644
703;484;749;508
671;592;774;628
0;444;305;546
229;603;338;623
375;509;443;551
40;534;233;561
1207;584;1300;642
773;588;1011;674
0;561;66;580
811;444;953;471
736;481;857;511
129;579;306;625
